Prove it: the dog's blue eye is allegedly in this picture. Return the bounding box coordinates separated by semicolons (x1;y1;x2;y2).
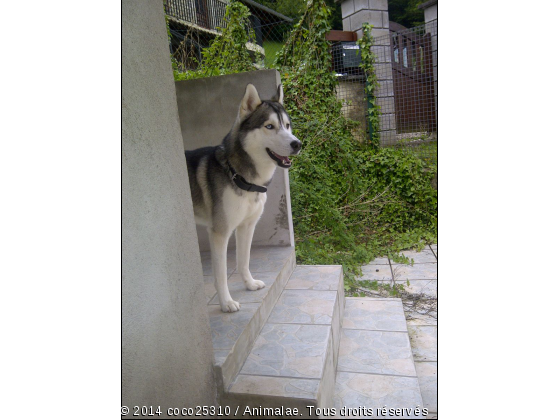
265;124;274;130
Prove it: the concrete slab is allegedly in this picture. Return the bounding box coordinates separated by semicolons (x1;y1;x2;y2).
229;374;320;400
408;325;437;362
282;265;344;364
268;289;338;325
226;265;343;412
201;246;295;276
241;323;331;379
208;272;279;305
235;246;296;273
357;264;393;281
375;279;437;297
334;372;425;418
338;329;416;376
415;361;437;414
366;257;391;265
285;265;341;291
392;263;437;280
206;245;296;389
404;309;437;326
200;249;236;277
208;303;260;362
203;275;217;303
343;298;407;331
429;244;437;257
392;248;437;264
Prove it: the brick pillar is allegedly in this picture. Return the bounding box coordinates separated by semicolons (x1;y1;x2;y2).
340;0;397;145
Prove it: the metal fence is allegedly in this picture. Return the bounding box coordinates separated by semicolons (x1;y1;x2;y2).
165;0;293;71
165;0;437;165
372;20;437;165
327;21;437;165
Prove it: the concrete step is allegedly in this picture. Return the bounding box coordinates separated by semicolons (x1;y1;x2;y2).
334;297;427;419
223;265;345;417
201;246;296;390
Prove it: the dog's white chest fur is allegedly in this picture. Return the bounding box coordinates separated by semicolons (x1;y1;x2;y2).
222;189;267;228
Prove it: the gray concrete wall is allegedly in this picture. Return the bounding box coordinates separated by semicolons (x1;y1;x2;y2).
122;0;217;416
175;70;295;251
424;3;437;23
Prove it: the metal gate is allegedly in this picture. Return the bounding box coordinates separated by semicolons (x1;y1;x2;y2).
390;22;437;134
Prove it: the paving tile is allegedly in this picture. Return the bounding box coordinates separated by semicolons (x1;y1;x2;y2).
391;248;437;264
371;280;436;298
343;298;407;332
240;323;331;379
338;329;416;377
415;361;437;413
229;374;320;399
285;265;341;291
199;250;236;277
429;244;437;257
234;246;294;273
408;326;437;362
268;289;337;325
200;246;294;276
203;275;217;303
208;272;278;305
208;303;259;361
318;333;337;408
404;308;437;326
357;265;393;281
334;372;425;418
366;257;391;265
392;263;437;280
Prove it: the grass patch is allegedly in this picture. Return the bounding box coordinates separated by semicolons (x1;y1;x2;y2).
263;41;284;67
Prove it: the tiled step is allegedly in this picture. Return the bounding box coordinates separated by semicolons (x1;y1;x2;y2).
201;246;296;390
334;298;427;419
224;265;345;417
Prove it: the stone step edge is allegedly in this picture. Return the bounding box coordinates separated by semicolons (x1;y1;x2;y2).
224;325;336;416
334;296;426;418
222;266;345;412
214;249;297;391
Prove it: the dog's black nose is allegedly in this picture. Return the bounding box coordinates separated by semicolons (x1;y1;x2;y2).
291;140;302;152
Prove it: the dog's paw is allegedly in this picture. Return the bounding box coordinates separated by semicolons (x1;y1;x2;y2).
221;300;241;313
245;279;265;291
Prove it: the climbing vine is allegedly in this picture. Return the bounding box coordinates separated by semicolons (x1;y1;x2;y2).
357;23;381;148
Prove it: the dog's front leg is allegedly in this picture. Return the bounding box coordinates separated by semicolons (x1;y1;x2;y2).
209;228;240;313
236;217;265;291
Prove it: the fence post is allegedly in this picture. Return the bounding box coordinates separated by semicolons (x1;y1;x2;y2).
340;0;397;146
418;1;437;130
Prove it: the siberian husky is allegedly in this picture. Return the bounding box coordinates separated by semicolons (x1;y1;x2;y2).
185;84;301;312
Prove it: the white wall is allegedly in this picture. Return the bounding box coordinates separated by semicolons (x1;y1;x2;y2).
175;70;295;251
122;0;217;415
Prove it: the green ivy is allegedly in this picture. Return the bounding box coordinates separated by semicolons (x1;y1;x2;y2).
173;1;256;81
357;23;381;148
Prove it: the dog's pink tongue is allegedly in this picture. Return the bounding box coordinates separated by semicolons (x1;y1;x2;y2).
272;150;291;165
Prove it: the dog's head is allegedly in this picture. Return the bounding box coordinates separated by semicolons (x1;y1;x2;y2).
237;84;302;169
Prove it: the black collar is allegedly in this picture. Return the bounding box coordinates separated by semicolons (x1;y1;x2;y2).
226;160;267;193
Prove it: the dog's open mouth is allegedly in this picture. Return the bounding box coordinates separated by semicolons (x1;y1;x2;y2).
266;148;292;168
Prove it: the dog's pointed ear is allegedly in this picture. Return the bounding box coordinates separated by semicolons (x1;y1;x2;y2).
239;84;262;120
272;84;284;105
